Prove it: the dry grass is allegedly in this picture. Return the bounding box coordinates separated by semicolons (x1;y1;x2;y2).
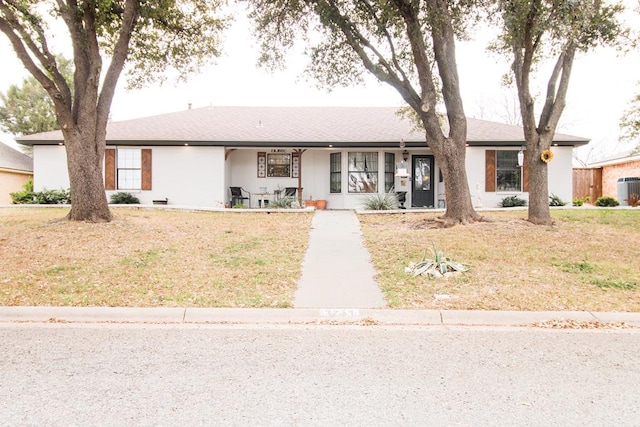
0;207;313;307
1;207;639;311
359;209;640;312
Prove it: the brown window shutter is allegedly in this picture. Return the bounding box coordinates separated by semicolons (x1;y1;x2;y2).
522;153;529;192
485;150;496;192
141;149;152;190
105;149;116;190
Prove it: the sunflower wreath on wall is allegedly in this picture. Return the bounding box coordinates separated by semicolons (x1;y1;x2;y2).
541;149;554;163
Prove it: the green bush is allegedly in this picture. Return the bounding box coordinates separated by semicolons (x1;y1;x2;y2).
110;192;140;204
549;193;567;206
10;180;70;204
500;195;527;207
362;191;399;210
10;179;35;204
572;196;590;206
594;196;619;207
33;188;71;204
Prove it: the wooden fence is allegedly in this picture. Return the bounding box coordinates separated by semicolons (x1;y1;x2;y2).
572;168;602;202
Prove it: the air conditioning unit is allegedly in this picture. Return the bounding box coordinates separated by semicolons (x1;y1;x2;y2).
617;177;640;206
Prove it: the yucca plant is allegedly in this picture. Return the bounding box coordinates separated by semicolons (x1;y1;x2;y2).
406;246;467;278
362;191;399;210
269;196;295;209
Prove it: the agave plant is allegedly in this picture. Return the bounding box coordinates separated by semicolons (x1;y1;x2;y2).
269;196;295;209
362;191;399;210
406;247;467;278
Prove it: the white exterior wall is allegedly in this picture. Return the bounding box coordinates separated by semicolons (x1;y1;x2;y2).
466;146;574;208
33;145;69;191
33;145;226;207
32;144;575;209
125;146;226;207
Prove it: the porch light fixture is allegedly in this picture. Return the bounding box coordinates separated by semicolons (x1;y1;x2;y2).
402;150;409;161
517;147;525;167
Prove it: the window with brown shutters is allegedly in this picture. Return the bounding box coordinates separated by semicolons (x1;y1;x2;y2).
106;148;152;191
485;149;528;192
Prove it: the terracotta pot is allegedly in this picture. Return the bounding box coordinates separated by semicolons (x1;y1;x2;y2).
305;200;317;208
315;199;327;209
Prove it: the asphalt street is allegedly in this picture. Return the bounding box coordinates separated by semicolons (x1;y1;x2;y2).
1;323;639;426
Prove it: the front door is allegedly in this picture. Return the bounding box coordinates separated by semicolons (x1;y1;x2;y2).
412;155;434;207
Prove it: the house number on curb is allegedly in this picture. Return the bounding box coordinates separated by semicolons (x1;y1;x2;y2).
320;309;361;317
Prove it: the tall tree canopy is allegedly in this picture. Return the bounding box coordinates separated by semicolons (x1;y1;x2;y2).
247;0;483;226
0;1;226;222
492;0;624;224
0;56;73;143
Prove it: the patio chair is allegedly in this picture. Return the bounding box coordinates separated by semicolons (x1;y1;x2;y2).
229;187;251;207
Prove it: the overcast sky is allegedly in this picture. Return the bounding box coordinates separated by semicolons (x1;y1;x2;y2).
1;2;639;163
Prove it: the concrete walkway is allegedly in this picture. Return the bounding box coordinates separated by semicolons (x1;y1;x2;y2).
293;210;386;308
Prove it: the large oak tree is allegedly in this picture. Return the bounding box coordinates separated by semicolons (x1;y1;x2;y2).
492;0;624;224
247;0;482;226
0;0;226;222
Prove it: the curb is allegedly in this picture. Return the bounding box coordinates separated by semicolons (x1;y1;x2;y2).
1;307;639;327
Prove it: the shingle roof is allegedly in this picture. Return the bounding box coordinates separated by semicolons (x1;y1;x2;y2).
0;141;33;173
17;106;589;147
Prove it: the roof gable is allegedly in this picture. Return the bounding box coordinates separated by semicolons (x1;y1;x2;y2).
0;141;33;172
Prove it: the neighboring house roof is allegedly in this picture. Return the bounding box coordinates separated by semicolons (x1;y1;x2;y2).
17;106;589;148
0;141;33;173
588;148;640;168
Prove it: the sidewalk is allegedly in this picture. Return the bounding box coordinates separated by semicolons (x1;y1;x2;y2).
293;210;385;308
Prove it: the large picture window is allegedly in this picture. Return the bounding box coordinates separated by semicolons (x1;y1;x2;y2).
117;148;141;190
267;153;291;177
348;152;378;193
496;150;521;191
330;152;341;193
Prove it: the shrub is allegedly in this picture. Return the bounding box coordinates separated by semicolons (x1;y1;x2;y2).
362;191;399;210
572;196;590;206
110;192;140;204
33;188;71;204
10;179;35;204
10;180;70;204
500;195;527;207
594;196;619;207
549;193;567;206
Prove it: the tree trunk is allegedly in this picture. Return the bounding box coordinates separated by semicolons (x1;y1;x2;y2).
526;135;552;225
64;130;111;222
435;138;481;226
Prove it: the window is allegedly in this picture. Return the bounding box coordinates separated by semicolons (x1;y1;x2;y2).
496;150;521;191
348;152;378;193
330;152;341;193
105;148;152;191
267;153;291;177
117;148;142;190
384;153;395;192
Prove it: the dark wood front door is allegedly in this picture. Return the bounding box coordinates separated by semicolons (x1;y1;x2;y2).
412;155;434;207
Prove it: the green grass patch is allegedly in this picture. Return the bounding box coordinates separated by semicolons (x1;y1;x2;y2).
591;279;638;291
